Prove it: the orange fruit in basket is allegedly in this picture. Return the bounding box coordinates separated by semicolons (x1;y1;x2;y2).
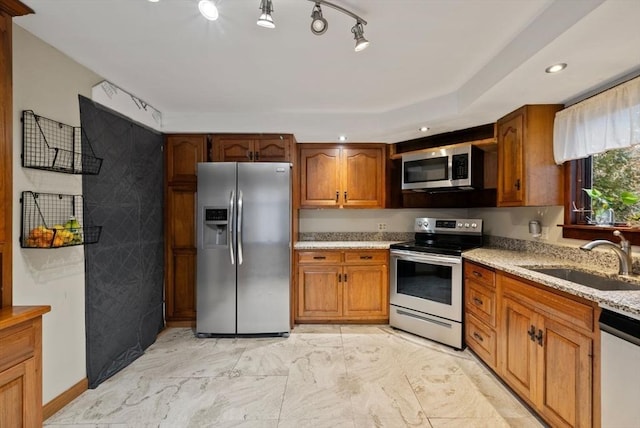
52;235;64;247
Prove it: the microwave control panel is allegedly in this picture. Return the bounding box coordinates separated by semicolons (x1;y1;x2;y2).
451;153;469;180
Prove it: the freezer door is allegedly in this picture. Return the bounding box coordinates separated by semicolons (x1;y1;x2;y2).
236;163;291;334
196;162;237;335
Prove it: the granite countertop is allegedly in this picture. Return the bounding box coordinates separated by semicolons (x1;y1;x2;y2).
294;241;400;250
464;247;640;319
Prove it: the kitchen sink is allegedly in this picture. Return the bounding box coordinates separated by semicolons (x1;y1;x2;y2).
525;267;640;291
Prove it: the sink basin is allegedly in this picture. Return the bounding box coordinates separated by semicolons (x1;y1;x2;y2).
526;267;640;291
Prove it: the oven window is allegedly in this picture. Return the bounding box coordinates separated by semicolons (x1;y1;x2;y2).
396;259;452;305
404;157;448;183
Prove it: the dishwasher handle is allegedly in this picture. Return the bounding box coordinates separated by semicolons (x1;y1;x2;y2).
599;308;640;347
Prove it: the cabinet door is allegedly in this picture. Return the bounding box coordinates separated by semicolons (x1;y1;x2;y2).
537;317;592;428
501;296;537;402
165;187;197;321
497;112;524;206
0;358;38;428
213;137;254;162
299;148;341;207
341;148;384;208
343;264;388;320
255;135;291;162
166;135;207;183
297;264;342;319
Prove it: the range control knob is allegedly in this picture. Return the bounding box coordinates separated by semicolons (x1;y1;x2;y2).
471;223;477;228
464;223;470;228
457;222;463;228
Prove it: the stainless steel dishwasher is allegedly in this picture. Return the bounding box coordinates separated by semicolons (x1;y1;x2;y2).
599;308;640;427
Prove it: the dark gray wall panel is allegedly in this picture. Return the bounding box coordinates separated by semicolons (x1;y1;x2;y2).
80;95;164;388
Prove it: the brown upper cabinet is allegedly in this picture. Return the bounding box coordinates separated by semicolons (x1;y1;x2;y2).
497;105;563;207
165;134;208;183
211;134;293;162
299;144;385;208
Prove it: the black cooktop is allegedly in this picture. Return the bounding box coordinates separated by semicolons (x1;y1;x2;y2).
390;232;483;256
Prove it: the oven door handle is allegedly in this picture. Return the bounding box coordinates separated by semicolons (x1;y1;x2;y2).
390;250;461;265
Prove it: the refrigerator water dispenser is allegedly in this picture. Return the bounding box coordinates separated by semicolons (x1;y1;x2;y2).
203;207;228;248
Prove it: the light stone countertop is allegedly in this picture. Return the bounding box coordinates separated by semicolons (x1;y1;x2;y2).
294;241;400;250
464;247;640;319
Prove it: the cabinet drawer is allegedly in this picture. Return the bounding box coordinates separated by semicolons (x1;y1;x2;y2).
344;251;387;264
0;322;35;373
501;273;595;332
466;280;496;327
464;262;495;288
297;251;342;264
465;313;497;368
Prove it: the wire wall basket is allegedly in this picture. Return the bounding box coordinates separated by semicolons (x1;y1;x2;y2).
21;110;103;175
20;191;102;249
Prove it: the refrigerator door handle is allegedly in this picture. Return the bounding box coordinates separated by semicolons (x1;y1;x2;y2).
229;190;235;265
237;190;244;265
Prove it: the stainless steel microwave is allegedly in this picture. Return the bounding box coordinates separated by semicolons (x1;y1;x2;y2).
401;144;484;191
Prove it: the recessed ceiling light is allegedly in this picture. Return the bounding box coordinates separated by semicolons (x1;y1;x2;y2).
148;0;159;2
198;0;219;21
419;126;429;132
545;63;567;73
338;135;347;142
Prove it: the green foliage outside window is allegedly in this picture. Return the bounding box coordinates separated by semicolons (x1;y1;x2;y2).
590;146;640;222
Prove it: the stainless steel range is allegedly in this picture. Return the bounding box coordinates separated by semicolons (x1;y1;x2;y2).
389;217;483;349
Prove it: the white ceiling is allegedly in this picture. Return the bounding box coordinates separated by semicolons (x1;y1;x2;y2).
14;0;640;143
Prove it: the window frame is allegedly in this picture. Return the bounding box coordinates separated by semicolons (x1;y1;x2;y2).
561;157;640;244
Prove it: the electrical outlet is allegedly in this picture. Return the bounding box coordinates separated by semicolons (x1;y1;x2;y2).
377;223;387;231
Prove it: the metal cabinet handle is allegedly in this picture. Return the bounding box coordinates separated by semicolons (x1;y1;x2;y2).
335;191;339;202
515;179;521;190
344;191;348;202
528;325;536;341
313;256;326;260
473;332;484;342
344;273;348;282
472;271;483;278
338;273;342;282
360;255;373;260
473;297;483;306
237;190;244;265
536;329;544;346
255;151;259;161
247;150;253;160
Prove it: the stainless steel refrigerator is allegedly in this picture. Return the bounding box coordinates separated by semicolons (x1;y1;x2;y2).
196;162;291;336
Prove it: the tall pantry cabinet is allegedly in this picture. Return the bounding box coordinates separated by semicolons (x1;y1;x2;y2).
164;135;208;324
0;2;51;427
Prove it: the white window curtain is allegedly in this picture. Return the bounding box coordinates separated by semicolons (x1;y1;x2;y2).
553;75;640;164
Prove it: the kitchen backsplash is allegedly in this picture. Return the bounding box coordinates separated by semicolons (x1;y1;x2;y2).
298;232;413;241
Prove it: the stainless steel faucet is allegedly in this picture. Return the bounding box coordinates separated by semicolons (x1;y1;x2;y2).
580;230;634;275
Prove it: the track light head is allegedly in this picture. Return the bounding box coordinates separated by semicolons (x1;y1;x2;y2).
257;0;275;29
351;22;369;52
198;0;219;21
310;3;328;35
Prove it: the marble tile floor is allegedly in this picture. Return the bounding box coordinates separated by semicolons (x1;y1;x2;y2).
45;325;545;428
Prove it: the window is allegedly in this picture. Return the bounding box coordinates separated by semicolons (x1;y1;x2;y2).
562;148;640;243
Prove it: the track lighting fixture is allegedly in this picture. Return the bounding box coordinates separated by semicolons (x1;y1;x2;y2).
351;22;369;52
198;0;219;21
307;0;370;52
257;0;275;29
310;3;328;35
193;0;370;52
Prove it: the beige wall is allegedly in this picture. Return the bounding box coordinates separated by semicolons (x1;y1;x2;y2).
12;24;102;404
301;205;588;248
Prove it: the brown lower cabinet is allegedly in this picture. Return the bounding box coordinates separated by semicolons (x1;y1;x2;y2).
0;306;50;428
296;249;389;322
464;261;599;428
